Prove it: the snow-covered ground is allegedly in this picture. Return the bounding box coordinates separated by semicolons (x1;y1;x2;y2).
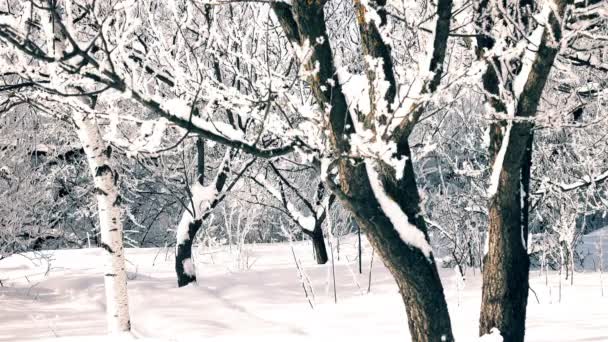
1;232;607;342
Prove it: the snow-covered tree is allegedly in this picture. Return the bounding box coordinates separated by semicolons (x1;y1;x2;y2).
1;0;606;341
474;0;606;339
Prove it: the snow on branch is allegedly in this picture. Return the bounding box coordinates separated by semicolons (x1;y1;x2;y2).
253;175;316;233
0;10;298;160
486;4;553;198
387;0;453;139
511;6;552;106
175;182;218;244
534;169;608;194
487;123;512;198
365;161;432;258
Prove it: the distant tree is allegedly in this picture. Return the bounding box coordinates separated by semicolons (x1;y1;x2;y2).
252;162;334;264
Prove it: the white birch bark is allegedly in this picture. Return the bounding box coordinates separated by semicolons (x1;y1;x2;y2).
40;4;130;333
73;111;131;333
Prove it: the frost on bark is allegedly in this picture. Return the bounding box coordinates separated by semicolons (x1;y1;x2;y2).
175;151;230;287
273;1;454;341
476;0;572;340
73;111;131;333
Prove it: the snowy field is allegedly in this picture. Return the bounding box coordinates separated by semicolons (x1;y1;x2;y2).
1;232;607;342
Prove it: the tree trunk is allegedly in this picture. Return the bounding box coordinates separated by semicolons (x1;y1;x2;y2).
480;130;531;342
476;0;570;339
176;219;202;287
73;112;131;333
345;161;454;342
380;142;455;342
196;137;205;176
43;4;131;332
311;226;328;264
175;138;206;287
175;151;230;287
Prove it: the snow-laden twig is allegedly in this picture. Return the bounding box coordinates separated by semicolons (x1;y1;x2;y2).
280;220;316;309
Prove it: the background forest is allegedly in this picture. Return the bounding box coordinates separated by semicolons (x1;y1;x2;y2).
0;0;607;341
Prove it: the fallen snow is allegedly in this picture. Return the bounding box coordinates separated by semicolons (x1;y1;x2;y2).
1;232;608;341
182;258;195;277
479;328;503;342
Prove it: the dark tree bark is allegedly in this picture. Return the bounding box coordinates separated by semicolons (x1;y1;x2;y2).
176;136;207;287
476;1;572;340
273;1;454;341
521;136;533;247
353;0;455;340
310;182;330;265
481;125;532;342
267;165;332;265
176;219;202;287
175;153;230;287
196;137;205;177
311;224;329;264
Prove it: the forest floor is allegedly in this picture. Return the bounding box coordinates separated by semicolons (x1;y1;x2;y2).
1;230;608;342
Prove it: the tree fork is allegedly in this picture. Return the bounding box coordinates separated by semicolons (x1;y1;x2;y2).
273;1;455;340
476;0;572;339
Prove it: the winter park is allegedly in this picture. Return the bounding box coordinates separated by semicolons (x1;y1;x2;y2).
0;0;607;341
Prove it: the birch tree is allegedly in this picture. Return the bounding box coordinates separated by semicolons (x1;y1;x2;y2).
73;109;131;333
30;0;131;332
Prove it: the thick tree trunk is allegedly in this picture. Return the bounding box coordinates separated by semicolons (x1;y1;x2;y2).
380;142;454;342
476;0;570;340
274;2;454;341
342;159;454;342
73;112;131;333
479;126;531;342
